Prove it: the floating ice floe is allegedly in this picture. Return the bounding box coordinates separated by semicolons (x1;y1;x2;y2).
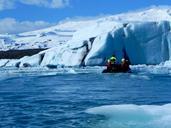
86;104;171;128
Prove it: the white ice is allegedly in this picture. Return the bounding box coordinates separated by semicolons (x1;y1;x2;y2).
2;6;171;67
86;104;171;128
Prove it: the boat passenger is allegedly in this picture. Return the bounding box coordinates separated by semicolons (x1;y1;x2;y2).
107;55;117;70
121;58;130;72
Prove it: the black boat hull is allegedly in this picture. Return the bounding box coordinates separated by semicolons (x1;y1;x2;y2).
102;64;131;73
102;69;131;73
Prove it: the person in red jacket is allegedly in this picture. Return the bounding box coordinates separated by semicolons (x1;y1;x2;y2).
107;55;116;70
121;58;130;72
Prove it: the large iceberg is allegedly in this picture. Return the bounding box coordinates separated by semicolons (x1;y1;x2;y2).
85;21;171;65
1;6;171;67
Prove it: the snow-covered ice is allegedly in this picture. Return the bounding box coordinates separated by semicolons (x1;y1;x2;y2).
1;6;171;67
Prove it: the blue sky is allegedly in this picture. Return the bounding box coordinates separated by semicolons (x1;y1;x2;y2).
0;0;171;34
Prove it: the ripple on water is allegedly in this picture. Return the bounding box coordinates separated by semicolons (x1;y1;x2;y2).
0;69;171;128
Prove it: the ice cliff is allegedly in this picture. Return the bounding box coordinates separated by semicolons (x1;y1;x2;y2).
1;6;171;67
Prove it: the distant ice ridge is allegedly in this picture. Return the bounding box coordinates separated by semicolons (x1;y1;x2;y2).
3;21;171;67
86;104;171;128
1;6;171;67
1;6;171;51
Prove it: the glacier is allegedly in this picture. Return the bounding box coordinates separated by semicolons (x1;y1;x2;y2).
1;6;171;67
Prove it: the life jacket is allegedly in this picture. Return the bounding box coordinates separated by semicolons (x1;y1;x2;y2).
108;56;116;64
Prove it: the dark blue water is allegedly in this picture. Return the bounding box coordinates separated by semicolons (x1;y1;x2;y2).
0;72;171;128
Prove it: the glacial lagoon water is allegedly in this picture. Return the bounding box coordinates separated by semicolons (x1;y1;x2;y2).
0;67;171;128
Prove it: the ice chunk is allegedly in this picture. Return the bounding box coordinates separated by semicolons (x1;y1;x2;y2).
86;104;171;128
19;53;44;67
0;59;9;67
40;41;89;67
85;21;171;65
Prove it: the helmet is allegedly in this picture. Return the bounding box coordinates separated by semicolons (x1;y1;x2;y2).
121;58;125;62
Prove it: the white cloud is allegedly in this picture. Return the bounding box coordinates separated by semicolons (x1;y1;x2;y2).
51;0;69;8
0;0;69;10
19;0;69;8
0;0;15;10
0;18;54;34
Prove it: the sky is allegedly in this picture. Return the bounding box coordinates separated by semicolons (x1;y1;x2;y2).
0;0;171;34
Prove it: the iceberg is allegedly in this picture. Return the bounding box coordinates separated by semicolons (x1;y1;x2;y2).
2;6;171;67
85;21;171;65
